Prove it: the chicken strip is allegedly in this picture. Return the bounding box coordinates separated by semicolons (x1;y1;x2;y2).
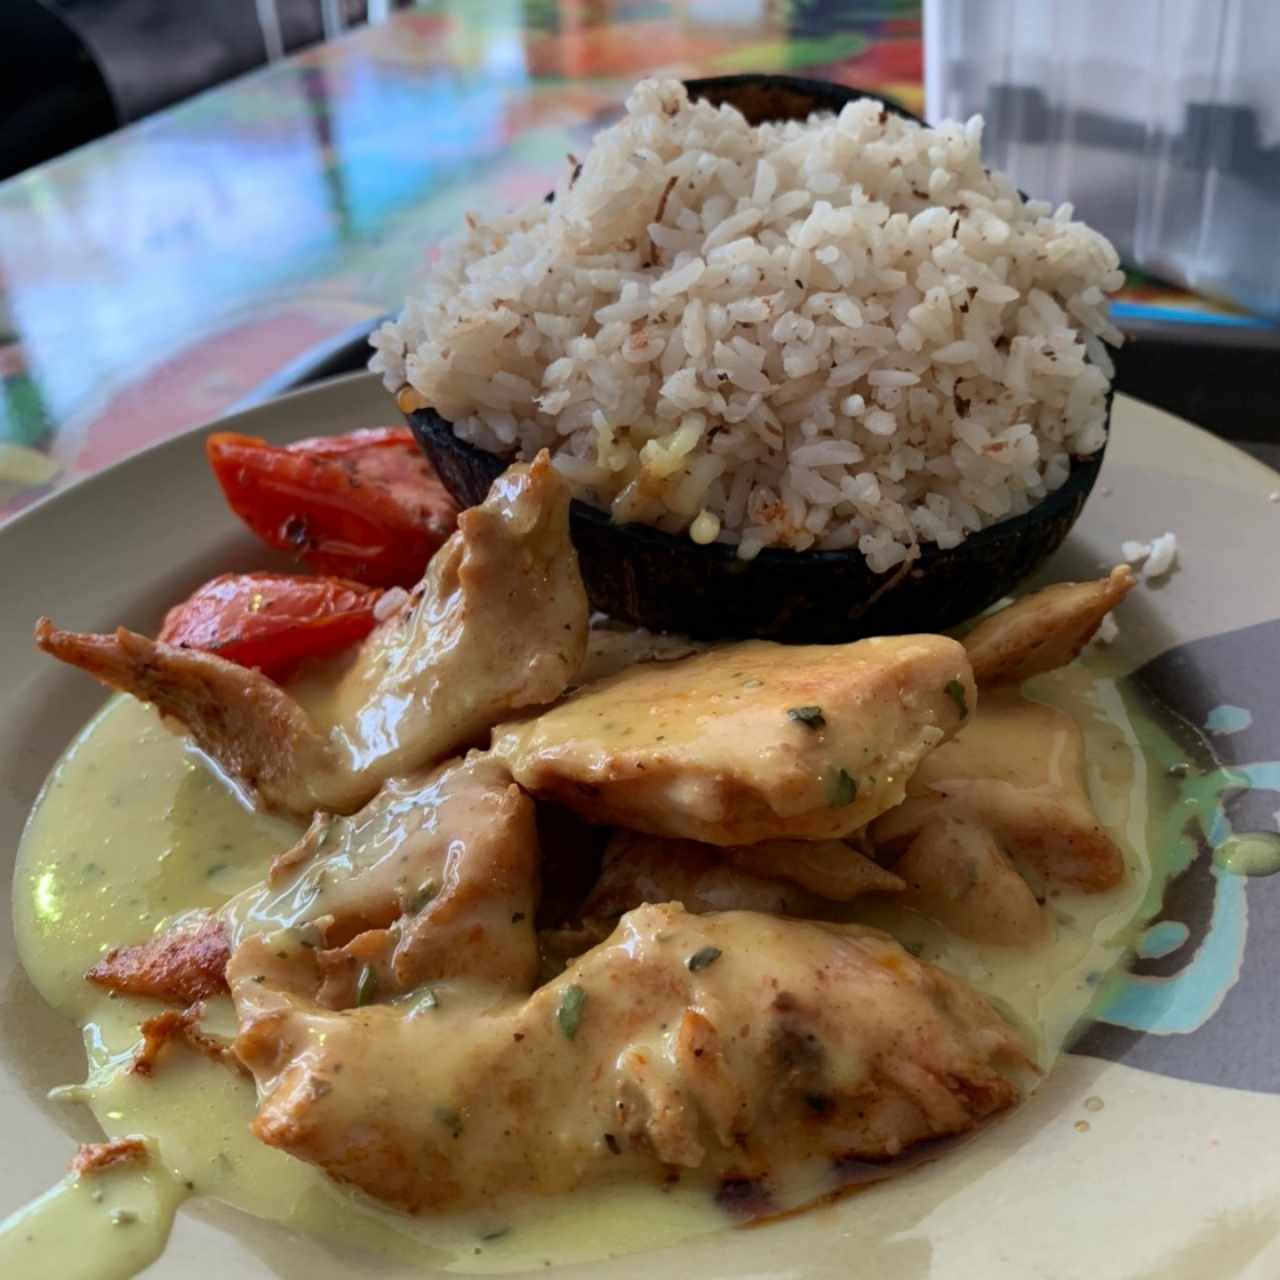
305;454;588;783
963;566;1135;688
725;838;905;902
573;623;703;689
33;620;349;813
580;831;845;926
494;636;975;845
549;830;904;971
580;829;902;925
229;754;541;1005
892;817;1045;946
870;689;1124;892
36;454;588;815
86;755;539;1011
230;903;1026;1215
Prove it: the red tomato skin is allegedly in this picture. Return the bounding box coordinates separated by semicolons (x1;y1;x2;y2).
206;428;457;588
158;572;383;680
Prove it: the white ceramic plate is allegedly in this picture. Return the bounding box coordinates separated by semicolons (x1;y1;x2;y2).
3;373;1280;1278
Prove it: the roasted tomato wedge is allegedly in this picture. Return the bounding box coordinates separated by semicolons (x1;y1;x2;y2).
206;427;458;588
158;572;384;680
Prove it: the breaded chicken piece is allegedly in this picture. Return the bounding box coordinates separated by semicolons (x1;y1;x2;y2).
493;636;975;845
870;689;1125;892
36;454;587;816
229;903;1026;1215
963;567;1135;688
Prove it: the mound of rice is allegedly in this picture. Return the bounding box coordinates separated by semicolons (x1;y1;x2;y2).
371;78;1123;570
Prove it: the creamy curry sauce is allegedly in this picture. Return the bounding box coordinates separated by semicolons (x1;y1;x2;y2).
7;658;1170;1276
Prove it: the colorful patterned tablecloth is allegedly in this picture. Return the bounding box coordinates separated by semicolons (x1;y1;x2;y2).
0;0;925;520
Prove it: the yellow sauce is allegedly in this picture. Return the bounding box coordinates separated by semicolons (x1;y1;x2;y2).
7;658;1170;1276
0;1153;187;1280
854;663;1155;1065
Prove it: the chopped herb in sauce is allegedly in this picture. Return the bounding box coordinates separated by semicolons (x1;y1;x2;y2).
787;705;826;729
297;921;325;949
410;880;438;913
557;983;586;1040
411;987;439;1015
434;1105;464;1138
355;965;379;1006
828;768;857;807
687;945;722;972
944;679;969;718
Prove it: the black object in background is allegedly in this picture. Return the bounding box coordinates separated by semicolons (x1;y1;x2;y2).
1116;332;1280;449
53;0;278;125
50;0;368;125
0;1;118;182
0;0;403;182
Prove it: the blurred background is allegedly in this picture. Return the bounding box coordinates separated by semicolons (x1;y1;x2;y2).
0;1;407;180
1;0;1276;519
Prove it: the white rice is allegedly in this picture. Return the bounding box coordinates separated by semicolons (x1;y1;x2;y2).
1121;531;1179;580
371;78;1124;569
1143;532;1179;580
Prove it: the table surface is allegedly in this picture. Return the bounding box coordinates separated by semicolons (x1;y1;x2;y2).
0;0;1274;526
